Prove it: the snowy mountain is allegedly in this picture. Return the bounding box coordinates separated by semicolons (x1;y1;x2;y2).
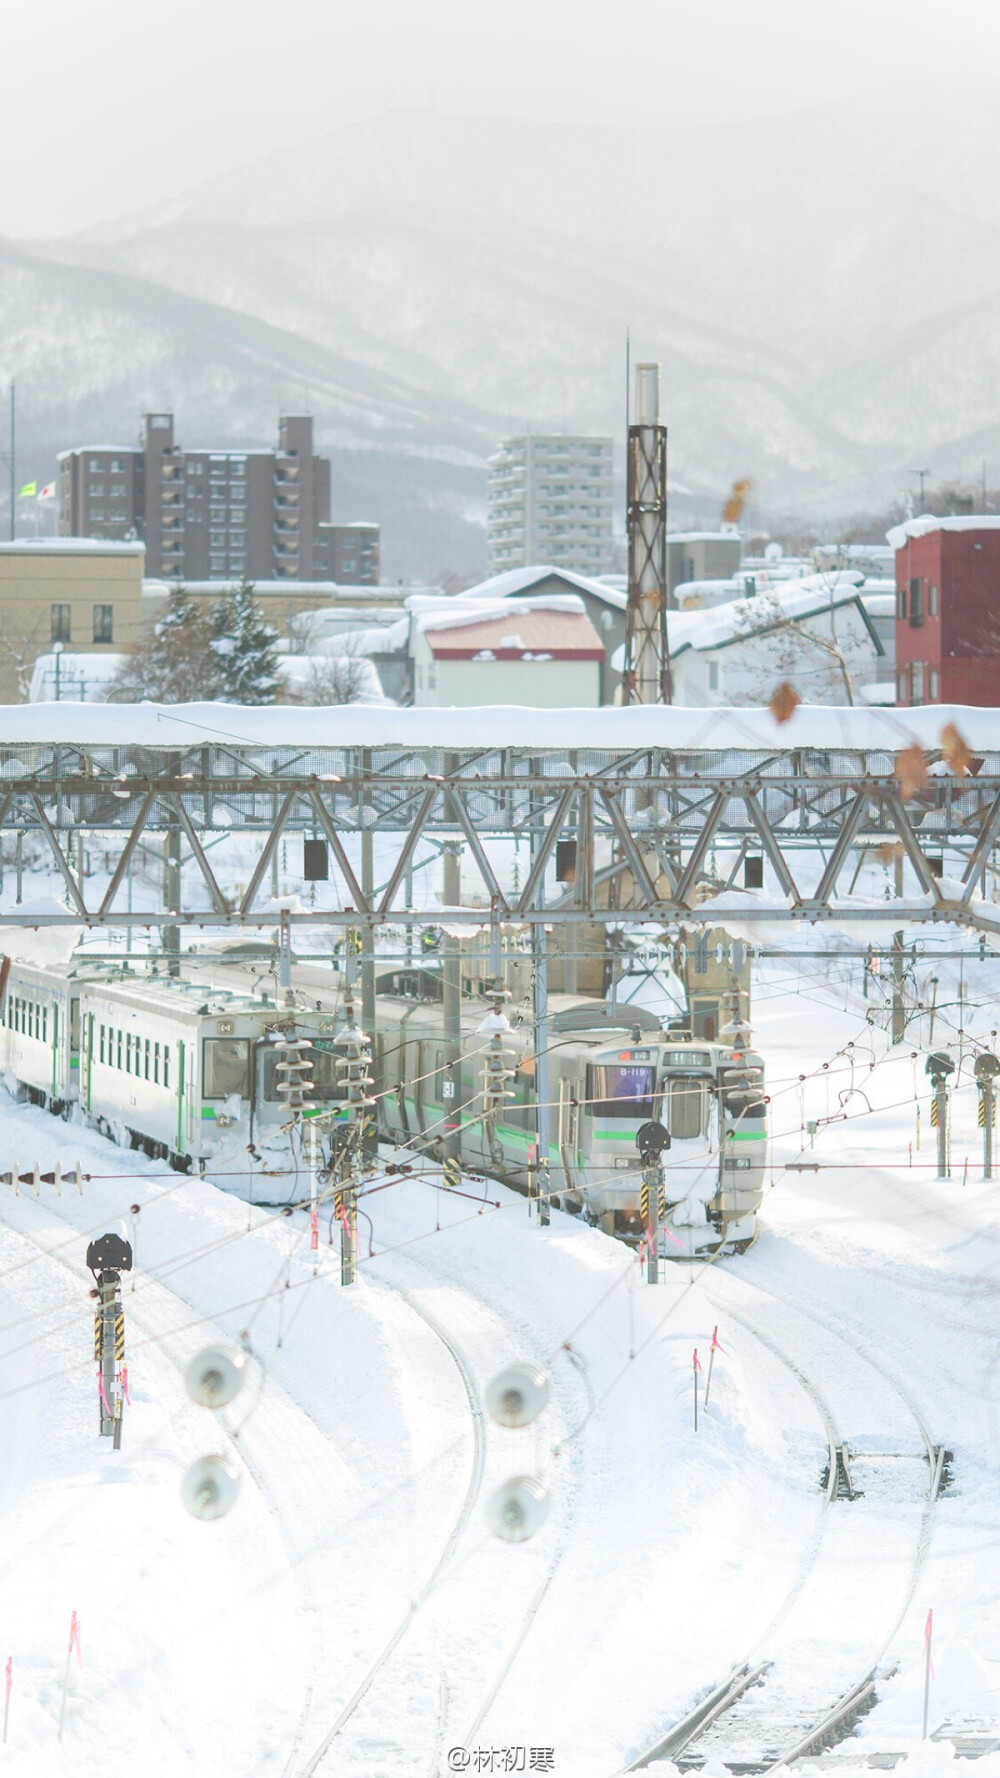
8;90;1000;571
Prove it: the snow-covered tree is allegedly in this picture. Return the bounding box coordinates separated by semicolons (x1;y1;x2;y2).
108;585;219;703
210;578;281;705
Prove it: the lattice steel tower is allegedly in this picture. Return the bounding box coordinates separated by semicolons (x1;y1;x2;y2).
622;362;670;705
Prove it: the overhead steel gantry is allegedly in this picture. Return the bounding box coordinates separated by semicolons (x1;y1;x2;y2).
0;709;999;937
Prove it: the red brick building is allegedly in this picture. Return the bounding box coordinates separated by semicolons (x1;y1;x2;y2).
890;517;1000;705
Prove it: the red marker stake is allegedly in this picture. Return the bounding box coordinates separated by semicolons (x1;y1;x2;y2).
923;1608;934;1739
703;1325;728;1409
3;1655;11;1745
693;1347;702;1432
58;1611;81;1742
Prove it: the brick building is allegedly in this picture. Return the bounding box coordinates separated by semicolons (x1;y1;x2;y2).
59;413;379;585
889;516;1000;705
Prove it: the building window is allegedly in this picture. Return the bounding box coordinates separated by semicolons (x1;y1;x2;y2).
897;670;907;703
88;482;104;496
911;661;925;704
909;577;924;627
88;459;103;473
93;604;113;644
110;459;123;472
51;604;71;644
896;587;907;619
210;531;226;547
929;668;940;699
929;584;938;616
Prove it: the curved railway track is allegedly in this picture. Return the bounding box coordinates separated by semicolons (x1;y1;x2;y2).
623;1270;944;1774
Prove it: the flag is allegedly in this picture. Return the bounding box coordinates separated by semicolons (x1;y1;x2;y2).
17;481;36;499
711;1325;729;1355
38;482;55;500
693;1347;702;1373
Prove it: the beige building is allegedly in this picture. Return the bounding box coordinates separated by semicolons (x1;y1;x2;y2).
409;596;604;707
0;539;145;702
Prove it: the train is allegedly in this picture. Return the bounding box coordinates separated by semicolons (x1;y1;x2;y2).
0;946;767;1256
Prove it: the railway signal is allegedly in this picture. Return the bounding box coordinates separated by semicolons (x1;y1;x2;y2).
637;1119;671;1285
974;1052;999;1179
925;1052;955;1179
86;1231;132;1448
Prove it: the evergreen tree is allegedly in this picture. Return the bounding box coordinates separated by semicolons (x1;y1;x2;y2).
210;578;281;705
108;585;220;703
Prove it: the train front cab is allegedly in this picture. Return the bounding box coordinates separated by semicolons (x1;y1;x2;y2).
577;1043;659;1232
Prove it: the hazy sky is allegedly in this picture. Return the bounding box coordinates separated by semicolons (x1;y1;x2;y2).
4;0;1000;237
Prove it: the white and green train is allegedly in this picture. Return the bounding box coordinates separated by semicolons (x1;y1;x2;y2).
373;986;767;1256
0;955;767;1253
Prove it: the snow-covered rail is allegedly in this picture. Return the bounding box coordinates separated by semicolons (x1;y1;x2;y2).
625;1271;944;1774
299;1286;487;1775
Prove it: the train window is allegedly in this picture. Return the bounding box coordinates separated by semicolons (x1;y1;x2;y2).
203;1038;250;1100
99;1024;105;1063
164;1046;170;1088
116;1030;123;1070
666;1078;704;1140
585;1063;655;1119
144;1038;151;1081
125;1035;133;1074
27;1003;33;1039
506;1064;538;1134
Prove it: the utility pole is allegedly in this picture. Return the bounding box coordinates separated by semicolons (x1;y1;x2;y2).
360;749;376;1116
622;361;670;705
441;838;462;1166
892;851;905;1043
8;383;14;543
164;753;181;978
910;468;931;511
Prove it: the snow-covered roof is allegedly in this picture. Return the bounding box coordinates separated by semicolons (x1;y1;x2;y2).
277;654;389;704
667;530;740;544
457;566;627;609
142;579;423;600
424;605;604;661
861;593;896;618
886;515;1000;549
665;574;877;658
410;592;588;636
5;702;1000;751
0;538;145;557
28;652;124;703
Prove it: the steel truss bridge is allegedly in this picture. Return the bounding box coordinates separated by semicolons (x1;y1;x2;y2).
1;713;999;940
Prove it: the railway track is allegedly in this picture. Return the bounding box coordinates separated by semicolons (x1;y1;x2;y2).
624;1271;944;1775
300;1283;487;1775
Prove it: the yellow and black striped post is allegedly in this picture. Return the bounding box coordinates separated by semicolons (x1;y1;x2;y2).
641;1168;659;1283
93;1314;102;1365
114;1311;125;1364
443;1156;461;1191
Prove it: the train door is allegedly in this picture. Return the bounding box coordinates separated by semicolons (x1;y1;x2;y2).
51;1002;59;1100
176;1040;186;1157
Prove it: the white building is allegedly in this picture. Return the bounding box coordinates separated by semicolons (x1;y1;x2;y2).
487;436;614;576
663;574;885;706
409;594;604;707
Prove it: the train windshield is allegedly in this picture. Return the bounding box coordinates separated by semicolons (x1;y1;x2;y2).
259;1040;347;1105
203;1038;251;1100
663;1076;705;1140
586;1063;655;1119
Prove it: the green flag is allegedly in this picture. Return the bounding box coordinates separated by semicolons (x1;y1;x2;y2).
18;481;36;498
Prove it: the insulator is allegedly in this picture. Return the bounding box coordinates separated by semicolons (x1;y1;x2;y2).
181;1454;240;1520
486;1475;549;1543
184;1344;247;1409
484;1362;549;1428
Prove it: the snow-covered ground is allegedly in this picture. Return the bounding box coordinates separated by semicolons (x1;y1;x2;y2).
1;944;1000;1775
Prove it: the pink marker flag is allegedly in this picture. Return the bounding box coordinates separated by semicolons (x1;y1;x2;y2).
3;1655;11;1745
309;1208;319;1252
120;1365;131;1407
711;1326;729;1356
923;1607;934;1739
69;1612;82;1668
693;1348;703;1373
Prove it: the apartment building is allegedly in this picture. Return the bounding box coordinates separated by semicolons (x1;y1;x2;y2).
890;515;1000;705
487;435;614;576
58;413;377;583
0;540;144;702
313;521;380;585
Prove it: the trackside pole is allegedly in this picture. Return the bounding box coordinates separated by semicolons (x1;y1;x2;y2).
704;1325;727;1408
923;1608;934;1738
58;1612;81;1741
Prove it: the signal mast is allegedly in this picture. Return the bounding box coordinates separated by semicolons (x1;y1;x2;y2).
621;361;670;705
